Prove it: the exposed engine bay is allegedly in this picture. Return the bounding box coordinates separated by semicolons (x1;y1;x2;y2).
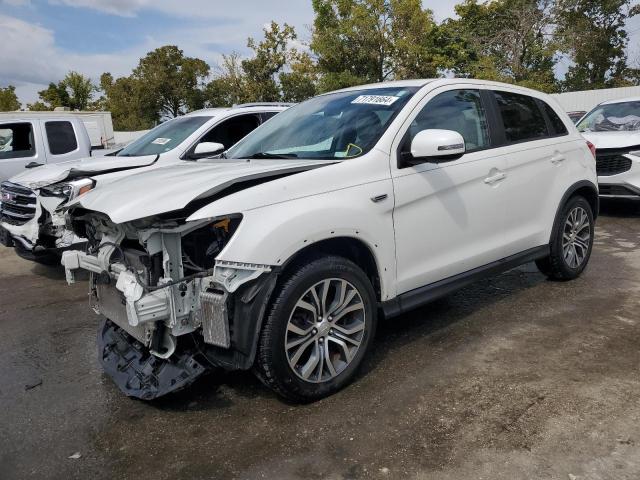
61;212;278;400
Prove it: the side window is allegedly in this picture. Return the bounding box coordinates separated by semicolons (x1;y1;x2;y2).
493;91;548;142
0;123;36;160
200;114;261;150
541;102;569;136
408;89;491;153
45;121;77;155
260;112;279;122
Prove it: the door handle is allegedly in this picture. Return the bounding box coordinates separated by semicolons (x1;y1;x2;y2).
25;162;44;169
484;172;506;185
550;154;566;165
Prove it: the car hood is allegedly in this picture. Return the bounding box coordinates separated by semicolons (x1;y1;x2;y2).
69;158;336;224
9;154;159;189
581;131;640;150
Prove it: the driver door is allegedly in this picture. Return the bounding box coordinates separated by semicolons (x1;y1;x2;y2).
391;87;507;295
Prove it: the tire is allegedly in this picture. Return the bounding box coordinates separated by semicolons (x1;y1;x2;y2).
536;195;594;281
255;255;377;402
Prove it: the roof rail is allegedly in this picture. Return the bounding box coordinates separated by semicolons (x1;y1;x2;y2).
232;102;295;108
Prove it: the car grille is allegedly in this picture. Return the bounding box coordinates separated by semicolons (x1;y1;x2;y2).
595;151;632;176
0;181;37;225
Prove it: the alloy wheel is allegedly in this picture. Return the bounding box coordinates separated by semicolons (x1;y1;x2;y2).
562;206;591;269
285;278;366;383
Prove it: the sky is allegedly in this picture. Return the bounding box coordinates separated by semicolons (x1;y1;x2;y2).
0;0;638;107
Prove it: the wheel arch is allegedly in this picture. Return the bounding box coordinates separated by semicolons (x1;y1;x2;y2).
279;236;383;302
548;180;599;244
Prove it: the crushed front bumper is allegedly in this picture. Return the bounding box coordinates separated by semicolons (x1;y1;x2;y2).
62;246;279;399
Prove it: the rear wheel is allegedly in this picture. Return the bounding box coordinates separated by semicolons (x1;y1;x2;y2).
255;256;377;402
536;195;594;280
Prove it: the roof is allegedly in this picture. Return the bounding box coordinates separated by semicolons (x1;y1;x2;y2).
188;103;291;117
600;96;640;105
329;78;555;97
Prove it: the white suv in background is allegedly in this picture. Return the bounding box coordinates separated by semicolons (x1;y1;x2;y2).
0;103;290;263
577;97;640;198
61;79;598;402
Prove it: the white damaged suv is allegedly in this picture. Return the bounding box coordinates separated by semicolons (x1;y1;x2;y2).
61;79;598;401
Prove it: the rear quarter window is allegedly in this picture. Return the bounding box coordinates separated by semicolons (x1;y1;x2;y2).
493;91;549;143
45;121;78;155
541;102;569;136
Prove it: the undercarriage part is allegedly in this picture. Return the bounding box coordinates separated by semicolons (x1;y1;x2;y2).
98;319;207;400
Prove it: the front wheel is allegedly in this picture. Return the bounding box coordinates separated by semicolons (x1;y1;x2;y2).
536;195;594;280
255;255;377;402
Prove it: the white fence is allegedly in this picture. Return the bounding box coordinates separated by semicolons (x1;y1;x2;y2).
551;86;640;112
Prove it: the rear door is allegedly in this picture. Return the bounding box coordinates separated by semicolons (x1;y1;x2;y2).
42;120;83;164
0;121;44;181
489;90;573;255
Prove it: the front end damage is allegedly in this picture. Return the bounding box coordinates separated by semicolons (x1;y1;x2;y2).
61;212;278;400
0;180;88;261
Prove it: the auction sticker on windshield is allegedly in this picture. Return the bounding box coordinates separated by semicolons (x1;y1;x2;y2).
351;95;399;106
152;138;171;145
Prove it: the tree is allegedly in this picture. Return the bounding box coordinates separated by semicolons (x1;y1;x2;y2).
205;53;251;107
437;0;558;92
35;81;70;110
28;72;96;110
310;0;439;91
132;45;210;118
0;86;20;111
554;0;640;90
204;23;318;106
62;71;95;110
99;72;158;131
242;22;297;102
280;51;319;102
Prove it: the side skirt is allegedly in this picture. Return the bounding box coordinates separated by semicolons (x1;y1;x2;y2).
382;245;549;318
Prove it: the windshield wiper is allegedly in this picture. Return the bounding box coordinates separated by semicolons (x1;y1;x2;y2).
246;152;298;159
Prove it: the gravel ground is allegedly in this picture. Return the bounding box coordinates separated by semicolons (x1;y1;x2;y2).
1;199;639;480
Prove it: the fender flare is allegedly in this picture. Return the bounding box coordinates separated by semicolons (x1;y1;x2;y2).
548;180;599;244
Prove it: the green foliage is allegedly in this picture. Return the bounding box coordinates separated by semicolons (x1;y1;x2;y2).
0;85;21;111
62;71;95;110
437;0;558;92
553;0;639;90
204;23;318;106
12;1;640;126
242;22;297;102
311;0;439;90
29;72;96;110
99;72;158;131
132;45;210;117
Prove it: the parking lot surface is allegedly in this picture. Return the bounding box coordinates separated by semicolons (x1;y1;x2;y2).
1;201;640;480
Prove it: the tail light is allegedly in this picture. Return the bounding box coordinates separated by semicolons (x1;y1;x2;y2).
586;141;596;159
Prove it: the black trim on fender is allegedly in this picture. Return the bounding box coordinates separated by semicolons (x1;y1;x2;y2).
381;245;550;319
553;180;600;227
202;269;279;371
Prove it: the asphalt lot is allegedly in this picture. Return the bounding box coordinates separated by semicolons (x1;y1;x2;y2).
1;200;640;480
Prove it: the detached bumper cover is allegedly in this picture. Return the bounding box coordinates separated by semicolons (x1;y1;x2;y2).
98;319;206;400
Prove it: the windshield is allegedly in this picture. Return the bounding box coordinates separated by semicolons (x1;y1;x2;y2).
117;115;212;157
577;101;640;132
226;87;419;160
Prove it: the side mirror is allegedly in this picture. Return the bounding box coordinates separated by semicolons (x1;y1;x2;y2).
403;129;465;166
191;142;225;159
